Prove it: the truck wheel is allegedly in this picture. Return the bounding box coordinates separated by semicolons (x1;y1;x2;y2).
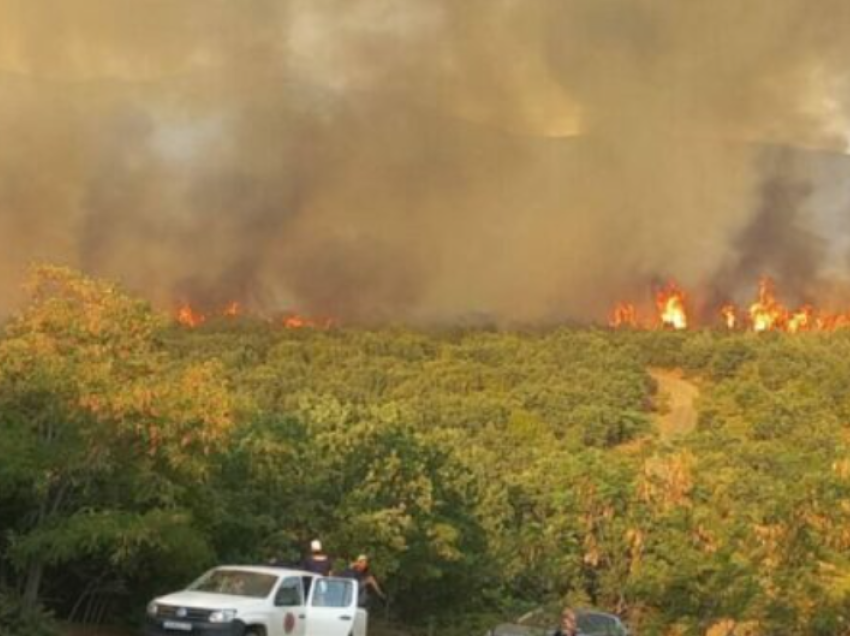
244;628;265;636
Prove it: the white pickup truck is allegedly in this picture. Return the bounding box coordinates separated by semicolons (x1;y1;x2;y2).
143;565;367;636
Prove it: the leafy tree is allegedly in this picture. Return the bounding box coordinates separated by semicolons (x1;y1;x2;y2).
0;266;233;612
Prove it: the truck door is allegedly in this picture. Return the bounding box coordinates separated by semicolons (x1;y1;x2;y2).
271;576;308;636
305;577;358;636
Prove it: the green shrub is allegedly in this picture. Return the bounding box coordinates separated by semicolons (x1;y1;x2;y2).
0;592;59;636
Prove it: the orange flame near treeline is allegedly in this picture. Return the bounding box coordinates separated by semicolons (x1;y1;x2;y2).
610;282;690;331
720;304;737;330
175;301;337;330
742;278;849;333
749;278;783;332
656;283;688;330
175;277;849;333
610;302;638;329
610;277;850;333
281;314;337;329
177;302;206;328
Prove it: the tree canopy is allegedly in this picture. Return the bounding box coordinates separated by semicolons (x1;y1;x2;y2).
2;268;850;636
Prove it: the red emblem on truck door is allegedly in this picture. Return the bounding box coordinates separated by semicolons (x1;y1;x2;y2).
284;612;296;634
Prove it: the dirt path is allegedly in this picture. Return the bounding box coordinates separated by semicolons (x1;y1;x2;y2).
649;368;700;439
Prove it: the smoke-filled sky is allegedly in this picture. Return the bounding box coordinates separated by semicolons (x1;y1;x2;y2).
2;0;850;323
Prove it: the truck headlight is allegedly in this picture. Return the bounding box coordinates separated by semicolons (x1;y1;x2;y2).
146;602;159;617
209;609;237;623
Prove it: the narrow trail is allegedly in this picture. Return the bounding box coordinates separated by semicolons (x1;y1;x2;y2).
649;368;700;440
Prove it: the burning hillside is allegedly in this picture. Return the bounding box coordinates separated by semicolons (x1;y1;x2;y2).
174;301;336;330
172;274;850;333
610;277;850;332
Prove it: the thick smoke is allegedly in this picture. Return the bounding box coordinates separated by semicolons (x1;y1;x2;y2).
1;0;850;323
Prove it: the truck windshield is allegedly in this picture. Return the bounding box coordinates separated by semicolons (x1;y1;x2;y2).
188;569;278;598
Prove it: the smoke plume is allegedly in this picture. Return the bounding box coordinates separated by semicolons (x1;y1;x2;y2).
2;0;850;323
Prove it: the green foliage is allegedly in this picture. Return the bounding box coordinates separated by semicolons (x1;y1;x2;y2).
6;268;850;635
0;266;231;615
0;591;58;636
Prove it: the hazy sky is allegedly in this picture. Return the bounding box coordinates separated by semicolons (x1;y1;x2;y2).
1;0;850;323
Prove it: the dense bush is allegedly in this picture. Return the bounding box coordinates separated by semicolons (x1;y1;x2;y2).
0;592;58;636
4;268;850;635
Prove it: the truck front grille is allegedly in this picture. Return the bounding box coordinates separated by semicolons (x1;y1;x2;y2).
157;605;214;622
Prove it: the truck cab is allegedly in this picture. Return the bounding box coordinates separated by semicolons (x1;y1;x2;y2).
144;565;367;636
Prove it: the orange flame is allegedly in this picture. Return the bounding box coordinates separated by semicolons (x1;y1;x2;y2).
607;277;850;334
721;304;737;330
610;302;638;329
174;302;338;330
282;314;336;330
283;315;309;329
818;312;850;331
656;283;688;330
749;278;786;332
608;277;850;333
177;302;206;328
787;305;814;333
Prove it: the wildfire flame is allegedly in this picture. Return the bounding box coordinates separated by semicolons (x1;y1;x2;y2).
174;280;850;334
609;277;850;334
175;303;337;330
282;314;336;329
283;315;309;329
818;313;850;331
787;305;814;333
721;304;737;330
177;302;206;328
610;302;638;329
749;278;786;332
656;283;688;330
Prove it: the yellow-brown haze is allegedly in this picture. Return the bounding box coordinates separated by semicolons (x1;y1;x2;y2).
1;0;850;323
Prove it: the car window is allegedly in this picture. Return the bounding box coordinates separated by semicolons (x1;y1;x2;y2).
275;576;303;606
577;614;604;634
311;579;353;608
188;569;278;598
577;613;625;636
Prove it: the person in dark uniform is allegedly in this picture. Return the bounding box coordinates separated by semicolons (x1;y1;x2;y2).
340;554;386;608
554;608;578;636
301;539;332;576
